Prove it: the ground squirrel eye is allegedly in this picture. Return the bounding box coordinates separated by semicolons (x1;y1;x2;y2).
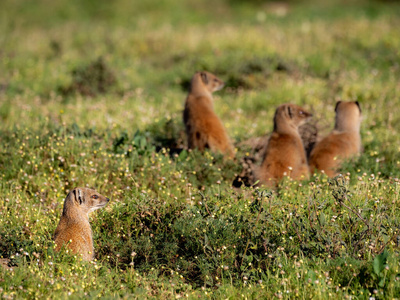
92;195;99;199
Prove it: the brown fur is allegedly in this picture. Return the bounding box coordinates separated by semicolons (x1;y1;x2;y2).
183;71;234;157
54;187;109;261
309;101;362;177
257;104;312;186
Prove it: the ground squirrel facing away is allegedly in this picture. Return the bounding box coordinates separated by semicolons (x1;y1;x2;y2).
309;101;362;177
54;187;109;261
256;104;312;186
183;71;234;158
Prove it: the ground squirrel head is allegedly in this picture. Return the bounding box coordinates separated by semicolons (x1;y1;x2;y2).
189;71;225;96
273;103;312;132
334;101;362;132
63;187;110;216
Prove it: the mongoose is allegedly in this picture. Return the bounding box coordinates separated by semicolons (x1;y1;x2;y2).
54;187;109;261
183;71;234;157
309;101;362;177
256;104;312;186
233;122;318;188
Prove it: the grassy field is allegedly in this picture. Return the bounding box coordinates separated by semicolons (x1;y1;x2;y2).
1;0;400;298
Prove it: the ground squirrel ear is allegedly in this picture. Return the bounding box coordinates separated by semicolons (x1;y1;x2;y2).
200;72;208;84
287;106;293;119
334;101;342;112
73;188;83;205
355;101;361;113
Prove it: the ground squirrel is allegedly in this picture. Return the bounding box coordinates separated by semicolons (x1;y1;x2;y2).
183;71;234;157
256;103;312;186
309;101;362;177
54;187;109;261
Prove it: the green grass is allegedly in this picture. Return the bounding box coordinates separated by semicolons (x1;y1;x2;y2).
1;0;400;298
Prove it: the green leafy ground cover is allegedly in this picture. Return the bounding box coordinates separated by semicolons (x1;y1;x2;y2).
0;0;400;298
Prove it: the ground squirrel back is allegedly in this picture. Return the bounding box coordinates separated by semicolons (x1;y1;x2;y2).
257;104;312;186
309;101;362;177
